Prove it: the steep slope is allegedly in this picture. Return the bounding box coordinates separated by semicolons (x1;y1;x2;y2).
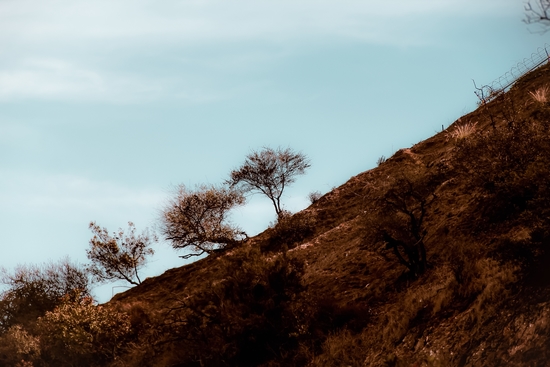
110;63;550;366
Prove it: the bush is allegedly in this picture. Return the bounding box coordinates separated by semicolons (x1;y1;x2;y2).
0;325;40;367
0;259;91;333
264;211;316;252
308;191;323;204
37;294;131;367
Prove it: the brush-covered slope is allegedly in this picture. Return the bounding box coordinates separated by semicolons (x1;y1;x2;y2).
110;63;550;367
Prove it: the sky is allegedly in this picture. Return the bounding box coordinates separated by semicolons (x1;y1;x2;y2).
0;0;547;302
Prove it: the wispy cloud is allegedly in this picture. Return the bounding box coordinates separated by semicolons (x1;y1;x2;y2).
0;171;165;220
0;58;168;102
0;0;519;44
0;0;522;102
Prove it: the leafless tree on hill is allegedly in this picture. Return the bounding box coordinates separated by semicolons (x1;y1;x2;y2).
375;169;443;279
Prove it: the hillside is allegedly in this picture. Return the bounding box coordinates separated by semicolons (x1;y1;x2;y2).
108;63;550;366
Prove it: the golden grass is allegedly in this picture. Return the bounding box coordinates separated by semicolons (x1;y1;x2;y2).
529;85;549;103
445;122;477;141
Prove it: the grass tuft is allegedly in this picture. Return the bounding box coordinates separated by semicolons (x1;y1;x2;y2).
445;122;477;141
528;85;549;103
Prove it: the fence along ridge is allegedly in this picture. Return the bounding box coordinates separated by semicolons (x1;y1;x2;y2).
474;43;550;104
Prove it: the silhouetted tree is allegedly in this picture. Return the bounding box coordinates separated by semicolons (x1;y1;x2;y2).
86;221;156;286
377;174;439;278
228;147;310;218
160;184;246;259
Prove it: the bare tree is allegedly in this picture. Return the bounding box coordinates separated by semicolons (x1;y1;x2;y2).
160;184;246;259
377;175;439;278
525;0;550;30
86;221;156;286
228;147;311;218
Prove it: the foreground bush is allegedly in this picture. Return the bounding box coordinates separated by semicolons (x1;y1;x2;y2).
0;325;40;366
37;295;131;367
0;259;91;333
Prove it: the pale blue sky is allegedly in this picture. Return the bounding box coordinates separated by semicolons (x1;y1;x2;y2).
0;0;546;301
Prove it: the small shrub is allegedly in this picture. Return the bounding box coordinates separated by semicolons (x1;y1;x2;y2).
264;211;316;252
308;191;322;204
37;294;131;366
377;155;387;166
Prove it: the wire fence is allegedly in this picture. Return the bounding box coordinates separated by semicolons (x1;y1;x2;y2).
474;43;550;104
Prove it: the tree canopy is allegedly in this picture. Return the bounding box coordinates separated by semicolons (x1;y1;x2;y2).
86;222;156;286
160;184;246;259
228;147;310;218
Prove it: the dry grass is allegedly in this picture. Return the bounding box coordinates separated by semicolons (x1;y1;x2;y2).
529;85;549;103
466;258;518;325
445;122;477;141
309;329;368;367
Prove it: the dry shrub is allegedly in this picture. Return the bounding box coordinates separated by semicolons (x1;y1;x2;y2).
301;295;371;338
264;211;316;252
308;191;323;204
37;295;132;366
0;259;91;333
0;325;40;366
